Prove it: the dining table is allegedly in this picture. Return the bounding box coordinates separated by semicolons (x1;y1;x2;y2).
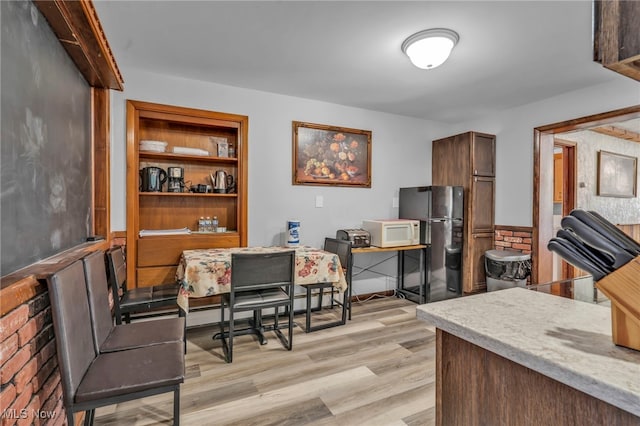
175;245;348;313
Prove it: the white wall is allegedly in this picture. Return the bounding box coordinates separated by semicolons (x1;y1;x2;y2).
440;78;640;227
109;68;638;293
109;67;449;294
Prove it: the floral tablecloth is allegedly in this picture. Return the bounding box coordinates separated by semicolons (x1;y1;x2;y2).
175;246;347;312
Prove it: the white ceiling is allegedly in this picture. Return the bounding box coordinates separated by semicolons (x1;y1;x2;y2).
93;0;624;124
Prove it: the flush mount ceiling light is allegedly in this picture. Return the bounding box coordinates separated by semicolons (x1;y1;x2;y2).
401;28;459;70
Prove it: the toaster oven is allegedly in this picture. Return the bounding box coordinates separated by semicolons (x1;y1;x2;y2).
336;229;371;248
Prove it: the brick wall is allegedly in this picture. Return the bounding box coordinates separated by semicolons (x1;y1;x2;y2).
495;225;533;254
1;290;65;426
494;225;533;284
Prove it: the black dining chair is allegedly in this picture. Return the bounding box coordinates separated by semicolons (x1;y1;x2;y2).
303;237;352;332
82;250;185;353
106;246;181;325
46;260;184;426
219;250;295;363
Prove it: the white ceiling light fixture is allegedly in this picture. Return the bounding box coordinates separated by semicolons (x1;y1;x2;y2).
401;28;459;70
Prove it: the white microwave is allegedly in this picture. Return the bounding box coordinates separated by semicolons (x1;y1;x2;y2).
361;219;420;248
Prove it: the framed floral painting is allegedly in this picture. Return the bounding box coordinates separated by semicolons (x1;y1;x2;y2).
292;121;372;187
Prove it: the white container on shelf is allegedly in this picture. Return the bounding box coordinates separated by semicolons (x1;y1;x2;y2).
287;220;300;246
139;140;167;153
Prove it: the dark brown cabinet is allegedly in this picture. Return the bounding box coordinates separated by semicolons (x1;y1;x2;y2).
593;0;640;82
468;233;495;293
470;176;495;233
432;131;496;293
471;133;496;177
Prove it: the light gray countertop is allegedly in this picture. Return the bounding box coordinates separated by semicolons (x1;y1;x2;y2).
416;287;640;417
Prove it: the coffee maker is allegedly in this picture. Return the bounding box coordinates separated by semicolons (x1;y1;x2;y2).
167;167;185;193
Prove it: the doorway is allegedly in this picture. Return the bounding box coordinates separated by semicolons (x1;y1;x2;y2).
532;105;640;285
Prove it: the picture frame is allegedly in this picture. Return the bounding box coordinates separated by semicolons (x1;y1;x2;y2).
597;150;637;198
211;136;228;157
292;121;372;187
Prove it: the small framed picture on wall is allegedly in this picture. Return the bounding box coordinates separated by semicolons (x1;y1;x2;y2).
597;150;637;197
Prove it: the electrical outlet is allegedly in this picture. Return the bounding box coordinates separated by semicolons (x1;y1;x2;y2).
315;195;323;208
392;197;399;208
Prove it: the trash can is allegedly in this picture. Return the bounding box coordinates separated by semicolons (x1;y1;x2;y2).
445;246;462;293
485;249;532;291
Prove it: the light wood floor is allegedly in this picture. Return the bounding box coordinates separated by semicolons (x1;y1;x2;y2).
95;296;437;425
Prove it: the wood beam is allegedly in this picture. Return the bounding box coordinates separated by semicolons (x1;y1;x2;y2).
591;125;640;143
34;0;123;90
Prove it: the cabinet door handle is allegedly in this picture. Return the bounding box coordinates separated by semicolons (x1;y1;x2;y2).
474;169;478;174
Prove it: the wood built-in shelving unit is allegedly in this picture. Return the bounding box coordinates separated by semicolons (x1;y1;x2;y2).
126;100;248;288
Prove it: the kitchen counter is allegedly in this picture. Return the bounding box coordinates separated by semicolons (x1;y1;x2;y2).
416;287;640;425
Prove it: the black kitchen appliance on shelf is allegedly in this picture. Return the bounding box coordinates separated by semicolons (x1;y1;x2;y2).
167;167;185;193
140;167;167;192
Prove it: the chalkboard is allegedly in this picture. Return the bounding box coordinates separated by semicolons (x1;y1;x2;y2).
1;1;92;276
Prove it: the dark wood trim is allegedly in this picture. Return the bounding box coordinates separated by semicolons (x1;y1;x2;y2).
92;88;110;240
0;241;109;313
536;105;640;133
533;105;640;285
562;143;577;279
494;225;532;233
33;0;124;90
559;144;576;221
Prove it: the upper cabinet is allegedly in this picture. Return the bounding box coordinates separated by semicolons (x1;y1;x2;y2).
593;0;640;82
126;100;248;287
471;133;496;177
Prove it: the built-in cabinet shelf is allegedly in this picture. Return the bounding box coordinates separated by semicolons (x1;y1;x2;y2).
138;193;238;198
433;131;496;294
126;100;248;288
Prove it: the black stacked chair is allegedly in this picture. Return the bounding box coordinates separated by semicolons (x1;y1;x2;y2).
303;237;353;332
46;260;184;426
106;246;181;324
219;250;295;363
82;250;185;353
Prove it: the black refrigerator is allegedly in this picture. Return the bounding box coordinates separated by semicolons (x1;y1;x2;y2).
399;186;464;302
